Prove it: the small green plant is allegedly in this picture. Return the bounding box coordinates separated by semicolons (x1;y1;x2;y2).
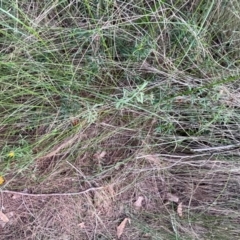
115;81;149;109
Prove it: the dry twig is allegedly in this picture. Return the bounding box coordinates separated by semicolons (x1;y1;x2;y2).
0;187;104;197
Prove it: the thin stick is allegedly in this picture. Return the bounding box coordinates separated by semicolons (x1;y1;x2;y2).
191;143;240;153
0;187;104;197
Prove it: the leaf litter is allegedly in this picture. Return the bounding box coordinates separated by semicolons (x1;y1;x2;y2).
133;196;144;209
0;211;9;223
117;218;130;239
177;202;183;218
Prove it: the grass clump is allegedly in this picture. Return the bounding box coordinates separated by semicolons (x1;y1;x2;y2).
0;0;240;239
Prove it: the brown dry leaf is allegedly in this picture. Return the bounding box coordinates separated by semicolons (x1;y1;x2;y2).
117;218;130;239
141;154;166;167
133;196;144;209
0;211;15;228
177;202;183;217
12;194;21;200
94;150;107;160
0;211;9;223
71;118;80;126
78;222;85;229
166;193;179;203
144;155;160;164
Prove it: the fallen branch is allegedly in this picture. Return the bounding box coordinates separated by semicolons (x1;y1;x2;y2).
0;186;103;197
191;143;240;153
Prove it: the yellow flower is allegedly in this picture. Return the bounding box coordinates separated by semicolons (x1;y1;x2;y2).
0;176;4;185
8;151;15;158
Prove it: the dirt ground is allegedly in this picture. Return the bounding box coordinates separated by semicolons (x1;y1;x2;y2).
0;174;171;240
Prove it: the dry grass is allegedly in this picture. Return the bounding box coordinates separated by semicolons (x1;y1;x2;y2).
1;143;240;239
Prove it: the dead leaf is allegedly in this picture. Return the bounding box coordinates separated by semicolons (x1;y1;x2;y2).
12;194;21;200
94;151;107;160
71;118;80;126
0;211;9;223
134;196;144;209
144;155;160;164
78;222;85;228
166;193;179;203
117;218;130;239
177;202;183;217
12;189;28;199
